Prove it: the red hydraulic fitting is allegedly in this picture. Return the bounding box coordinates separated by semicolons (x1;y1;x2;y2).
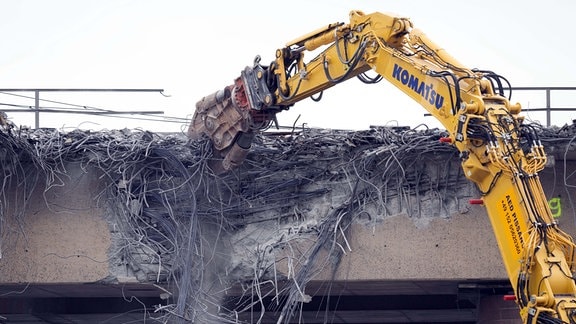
469;199;484;205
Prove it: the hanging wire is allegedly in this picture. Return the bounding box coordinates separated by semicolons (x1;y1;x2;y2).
2;119;575;323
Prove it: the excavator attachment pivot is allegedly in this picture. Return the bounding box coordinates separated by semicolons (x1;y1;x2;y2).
188;64;278;174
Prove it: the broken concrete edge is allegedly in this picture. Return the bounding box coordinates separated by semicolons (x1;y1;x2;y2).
0;125;575;321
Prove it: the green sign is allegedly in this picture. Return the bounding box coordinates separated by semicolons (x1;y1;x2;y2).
549;197;562;218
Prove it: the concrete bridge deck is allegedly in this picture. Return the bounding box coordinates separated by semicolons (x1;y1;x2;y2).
1;126;575;323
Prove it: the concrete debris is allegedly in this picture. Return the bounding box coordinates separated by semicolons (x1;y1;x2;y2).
0;122;575;323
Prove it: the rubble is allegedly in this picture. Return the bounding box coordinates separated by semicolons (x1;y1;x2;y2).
1;121;576;322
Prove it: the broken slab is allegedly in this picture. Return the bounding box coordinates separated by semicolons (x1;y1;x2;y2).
0;125;575;322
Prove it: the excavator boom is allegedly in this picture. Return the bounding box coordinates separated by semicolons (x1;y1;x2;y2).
189;10;576;323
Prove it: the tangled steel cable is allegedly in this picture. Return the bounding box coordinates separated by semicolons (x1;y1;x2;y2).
1;121;576;323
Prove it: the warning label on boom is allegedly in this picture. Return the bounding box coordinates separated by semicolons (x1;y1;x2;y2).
500;193;524;255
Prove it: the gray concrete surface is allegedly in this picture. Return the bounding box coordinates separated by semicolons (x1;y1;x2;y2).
2;159;575;284
0;163;110;283
1;146;575;323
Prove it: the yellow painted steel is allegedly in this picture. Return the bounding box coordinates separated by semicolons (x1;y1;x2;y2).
271;10;576;323
192;9;576;322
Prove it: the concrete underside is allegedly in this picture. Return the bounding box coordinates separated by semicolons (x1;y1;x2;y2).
1;129;576;323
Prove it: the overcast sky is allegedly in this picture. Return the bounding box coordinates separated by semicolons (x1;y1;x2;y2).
1;0;575;132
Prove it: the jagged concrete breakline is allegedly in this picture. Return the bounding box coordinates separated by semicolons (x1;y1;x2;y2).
0;123;575;323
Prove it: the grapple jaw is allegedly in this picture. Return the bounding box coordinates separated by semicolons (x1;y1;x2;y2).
188;64;278;174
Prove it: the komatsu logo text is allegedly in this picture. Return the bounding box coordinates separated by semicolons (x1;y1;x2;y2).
392;63;444;109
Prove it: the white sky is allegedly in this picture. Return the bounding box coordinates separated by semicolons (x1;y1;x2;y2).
1;0;575;132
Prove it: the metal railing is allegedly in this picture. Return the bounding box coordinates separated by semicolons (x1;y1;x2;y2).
0;88;166;129
420;87;576;128
505;87;576;127
1;87;575;129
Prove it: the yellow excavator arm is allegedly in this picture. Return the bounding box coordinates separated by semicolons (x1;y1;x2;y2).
189;10;576;323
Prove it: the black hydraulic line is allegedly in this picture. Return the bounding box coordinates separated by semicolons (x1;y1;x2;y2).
428;70;460;115
277;74;303;101
322;38;368;84
311;91;323;102
357;72;383;84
